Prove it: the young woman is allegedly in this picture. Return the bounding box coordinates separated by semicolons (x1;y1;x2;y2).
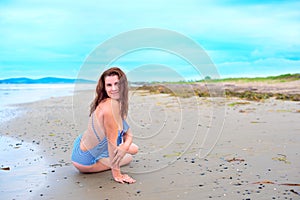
71;67;138;184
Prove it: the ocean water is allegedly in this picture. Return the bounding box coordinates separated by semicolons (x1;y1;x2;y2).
0;84;63;198
0;84;95;124
0;83;94;198
0;84;76;107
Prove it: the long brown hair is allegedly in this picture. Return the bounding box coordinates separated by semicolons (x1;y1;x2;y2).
90;67;128;118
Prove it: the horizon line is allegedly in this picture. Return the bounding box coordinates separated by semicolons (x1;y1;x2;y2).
0;73;299;84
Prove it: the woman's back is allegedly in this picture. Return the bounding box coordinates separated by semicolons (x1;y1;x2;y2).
80;98;122;152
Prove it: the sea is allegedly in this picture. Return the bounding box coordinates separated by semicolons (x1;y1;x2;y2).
0;83;95;199
0;83;95;124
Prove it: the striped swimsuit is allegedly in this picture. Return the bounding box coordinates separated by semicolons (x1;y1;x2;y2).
71;114;129;166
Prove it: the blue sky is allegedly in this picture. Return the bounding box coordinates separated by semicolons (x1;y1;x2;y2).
0;0;299;81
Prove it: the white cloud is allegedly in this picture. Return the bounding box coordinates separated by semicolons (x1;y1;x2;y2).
218;57;300;78
0;0;299;78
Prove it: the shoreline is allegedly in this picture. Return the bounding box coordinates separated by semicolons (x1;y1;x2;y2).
1;85;300;199
0;136;47;200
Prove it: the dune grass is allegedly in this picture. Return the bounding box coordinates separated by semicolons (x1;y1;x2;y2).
134;74;300;101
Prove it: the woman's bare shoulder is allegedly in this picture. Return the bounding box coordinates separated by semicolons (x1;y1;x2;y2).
98;98;119;116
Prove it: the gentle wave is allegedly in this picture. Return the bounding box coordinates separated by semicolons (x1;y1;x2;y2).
0;83;95;125
0;84;96;107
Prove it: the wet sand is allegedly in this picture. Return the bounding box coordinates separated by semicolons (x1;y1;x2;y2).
1;86;300;200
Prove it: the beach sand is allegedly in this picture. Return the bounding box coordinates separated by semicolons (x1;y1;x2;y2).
1;84;300;200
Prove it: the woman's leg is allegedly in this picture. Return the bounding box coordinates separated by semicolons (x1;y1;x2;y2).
127;143;139;155
72;159;110;173
72;154;133;173
72;143;138;173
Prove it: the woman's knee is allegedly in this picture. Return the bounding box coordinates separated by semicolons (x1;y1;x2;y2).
129;143;139;155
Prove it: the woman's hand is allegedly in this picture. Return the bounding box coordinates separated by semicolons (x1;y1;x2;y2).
113;173;136;184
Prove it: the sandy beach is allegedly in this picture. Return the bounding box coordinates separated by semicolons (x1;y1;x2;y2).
1;82;300;200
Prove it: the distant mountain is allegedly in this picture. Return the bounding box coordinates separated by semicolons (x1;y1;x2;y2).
0;77;96;84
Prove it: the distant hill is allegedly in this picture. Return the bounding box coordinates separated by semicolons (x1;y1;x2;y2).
0;77;96;84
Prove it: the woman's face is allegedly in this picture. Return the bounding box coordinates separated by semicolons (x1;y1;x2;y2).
104;75;120;100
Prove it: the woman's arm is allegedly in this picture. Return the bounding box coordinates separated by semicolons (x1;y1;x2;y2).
103;103;122;178
103;99;135;184
121;128;133;149
112;128;132;165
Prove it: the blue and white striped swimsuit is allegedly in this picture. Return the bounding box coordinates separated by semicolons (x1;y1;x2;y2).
71;114;129;166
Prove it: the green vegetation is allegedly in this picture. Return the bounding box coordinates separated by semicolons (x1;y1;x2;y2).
133;73;300;101
137;85;209;98
225;90;300;101
202;73;300;83
136;84;300;101
147;73;300;85
228;101;251;107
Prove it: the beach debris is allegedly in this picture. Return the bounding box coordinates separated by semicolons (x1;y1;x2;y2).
253;180;300;186
13;142;22;149
226;157;245;163
272;154;291;164
275;109;291;113
233;182;242;186
280;183;300;186
250;121;266;124
290;189;300;196
253;180;275;184
228;101;250;107
0;167;10;171
76;181;84;187
163;152;182;158
49;163;63;167
54;119;61;123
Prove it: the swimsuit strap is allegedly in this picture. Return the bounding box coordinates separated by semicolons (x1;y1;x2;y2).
117;120;129;145
92;113;102;142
